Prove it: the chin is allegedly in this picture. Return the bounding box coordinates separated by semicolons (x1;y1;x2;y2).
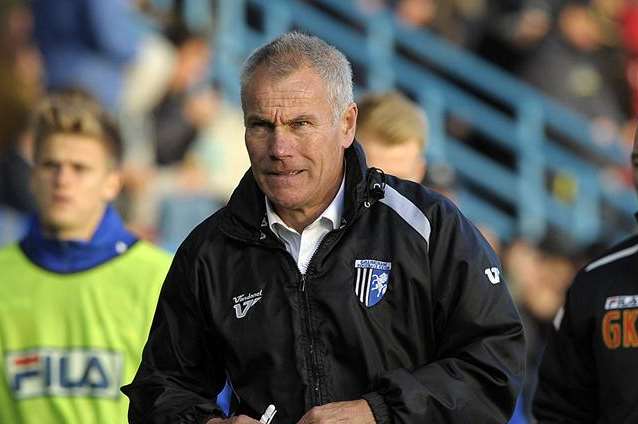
267;193;305;211
41;213;75;230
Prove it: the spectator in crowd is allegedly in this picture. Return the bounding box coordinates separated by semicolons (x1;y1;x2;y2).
0;1;42;151
393;0;488;49
0;127;36;215
31;0;144;112
151;24;214;167
120;21;248;245
503;236;580;422
533;133;638;422
356;91;427;183
620;1;638;116
0;2;43;241
521;1;628;132
123;31;524;424
0;90;171;423
476;0;555;74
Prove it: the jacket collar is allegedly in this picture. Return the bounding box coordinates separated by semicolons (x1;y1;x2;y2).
221;141;383;243
20;204;138;274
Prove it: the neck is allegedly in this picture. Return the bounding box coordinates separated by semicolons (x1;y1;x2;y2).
41;205;107;241
274;206;324;234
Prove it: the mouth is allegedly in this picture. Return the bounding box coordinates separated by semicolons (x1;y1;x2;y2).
51;194;72;204
267;170;304;177
263;169;305;187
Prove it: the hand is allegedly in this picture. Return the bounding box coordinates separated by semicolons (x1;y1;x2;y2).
296;400;375;424
206;415;261;424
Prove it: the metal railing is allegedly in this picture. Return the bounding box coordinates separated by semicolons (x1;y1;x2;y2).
212;0;637;246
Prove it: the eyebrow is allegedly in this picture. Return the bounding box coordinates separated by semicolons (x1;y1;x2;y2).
288;114;315;122
245;113;317;125
245;116;272;125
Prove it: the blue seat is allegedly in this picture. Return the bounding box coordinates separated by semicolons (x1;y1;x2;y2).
157;195;223;252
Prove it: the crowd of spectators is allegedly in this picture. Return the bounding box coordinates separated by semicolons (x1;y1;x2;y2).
361;0;636;185
2;0;634;240
0;0;249;248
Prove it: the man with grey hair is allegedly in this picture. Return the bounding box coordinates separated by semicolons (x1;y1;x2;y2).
123;32;524;424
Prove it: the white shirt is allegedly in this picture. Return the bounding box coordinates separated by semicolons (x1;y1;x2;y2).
265;176;345;274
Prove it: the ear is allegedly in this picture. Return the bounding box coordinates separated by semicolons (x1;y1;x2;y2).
102;170;122;202
340;102;358;148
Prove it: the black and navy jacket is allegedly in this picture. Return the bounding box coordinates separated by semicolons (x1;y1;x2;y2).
534;234;638;423
123;142;525;424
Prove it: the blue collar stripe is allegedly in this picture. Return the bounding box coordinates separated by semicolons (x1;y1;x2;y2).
20;205;138;274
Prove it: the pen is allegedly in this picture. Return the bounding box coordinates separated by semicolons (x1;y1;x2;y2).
259;404;277;424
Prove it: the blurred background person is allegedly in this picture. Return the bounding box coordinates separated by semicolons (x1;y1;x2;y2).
356;91;427;183
476;0;555;75
119;15;248;250
0;90;171;423
356;90;460;202
0;1;43;244
31;0;142;112
30;0;171;114
394;0;488;49
520;0;629;143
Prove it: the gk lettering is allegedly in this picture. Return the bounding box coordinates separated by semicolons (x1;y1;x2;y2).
602;309;638;349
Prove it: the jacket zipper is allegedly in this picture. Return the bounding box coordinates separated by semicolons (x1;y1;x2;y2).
296;226;348;407
228;221;353;407
298;273;322;405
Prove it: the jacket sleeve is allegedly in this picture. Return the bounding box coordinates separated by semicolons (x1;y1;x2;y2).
121;240;226;424
532;271;598;423
363;203;525;423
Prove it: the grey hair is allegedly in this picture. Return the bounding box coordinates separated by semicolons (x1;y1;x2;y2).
240;32;353;122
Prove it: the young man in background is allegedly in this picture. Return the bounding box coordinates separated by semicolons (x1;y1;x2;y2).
0;91;171;423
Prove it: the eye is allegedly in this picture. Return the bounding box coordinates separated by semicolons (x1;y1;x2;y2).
247;120;273;133
72;163;90;173
291;120;311;129
40;160;60;171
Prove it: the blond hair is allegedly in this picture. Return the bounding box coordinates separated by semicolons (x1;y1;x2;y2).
356;91;427;149
31;89;123;164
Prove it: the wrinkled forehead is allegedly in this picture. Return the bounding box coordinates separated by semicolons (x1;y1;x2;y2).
249;65;324;91
244;67;330;114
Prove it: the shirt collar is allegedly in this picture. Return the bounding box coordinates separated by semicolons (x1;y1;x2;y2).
20;204;138;274
265;174;346;235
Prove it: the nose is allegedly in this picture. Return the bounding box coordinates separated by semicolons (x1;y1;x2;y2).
269;126;293;160
53;164;73;187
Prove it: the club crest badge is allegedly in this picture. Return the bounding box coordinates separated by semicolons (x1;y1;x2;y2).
354;259;391;307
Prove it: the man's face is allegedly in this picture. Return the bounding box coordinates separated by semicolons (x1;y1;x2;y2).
361;136;425;183
31;134;120;240
243;66;356;217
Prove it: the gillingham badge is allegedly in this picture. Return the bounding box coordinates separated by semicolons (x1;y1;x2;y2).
354;259;391;307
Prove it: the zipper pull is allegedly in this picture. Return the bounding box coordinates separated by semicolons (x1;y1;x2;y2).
299;274;306;292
